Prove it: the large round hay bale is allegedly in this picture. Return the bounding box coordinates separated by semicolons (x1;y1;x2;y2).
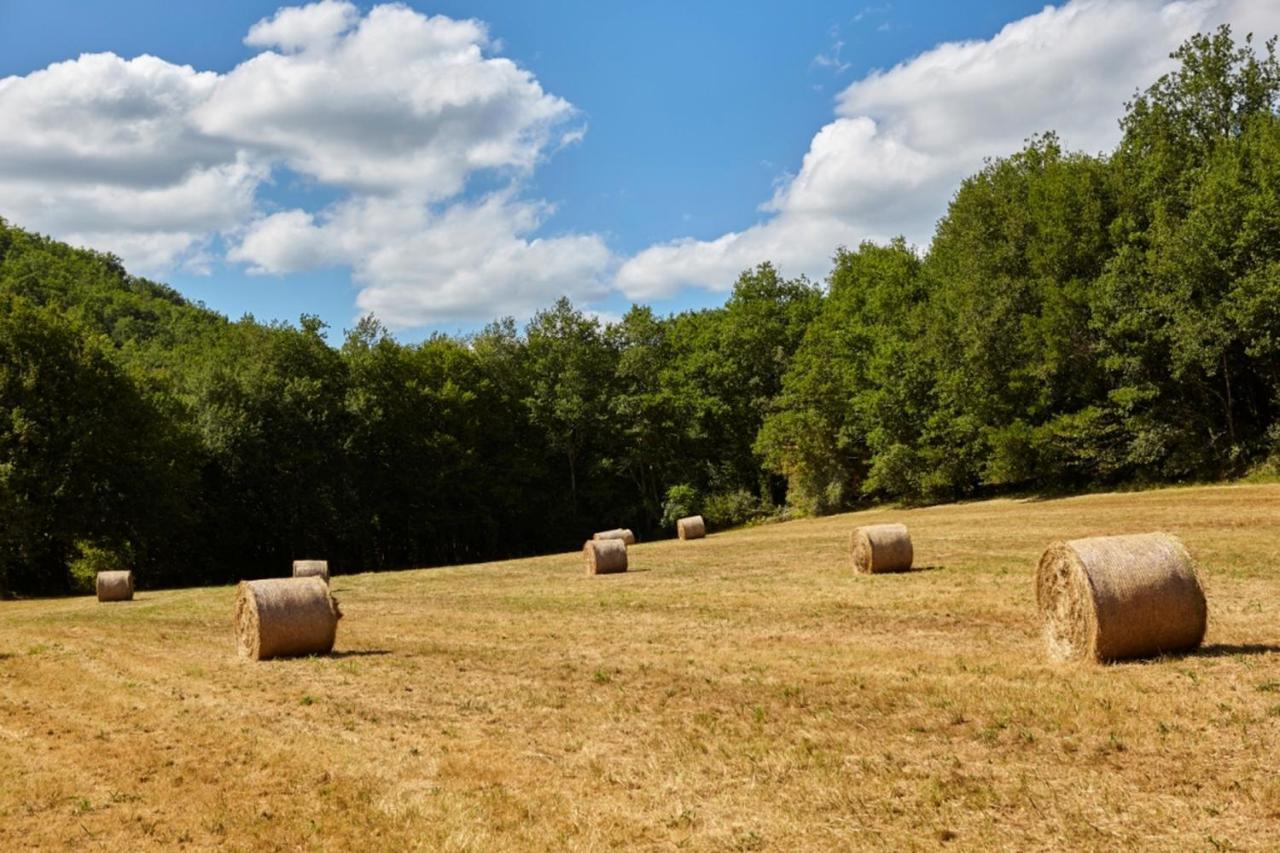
593;528;636;546
96;570;134;602
1035;532;1207;663
676;515;706;540
292;559;330;583
234;577;341;661
849;523;913;574
584;539;628;575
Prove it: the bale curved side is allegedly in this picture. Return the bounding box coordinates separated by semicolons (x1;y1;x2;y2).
593;529;637;546
584;539;628;575
292;559;330;582
676;515;706;541
96;571;134;602
1035;532;1206;662
234;577;341;661
849;524;913;574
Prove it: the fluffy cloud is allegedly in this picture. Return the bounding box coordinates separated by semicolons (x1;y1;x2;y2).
0;0;595;322
198;2;573;198
0;52;246;271
231;193;613;324
6;157;264;272
617;0;1280;299
243;0;360;53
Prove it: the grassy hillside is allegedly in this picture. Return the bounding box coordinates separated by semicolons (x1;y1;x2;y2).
2;483;1279;850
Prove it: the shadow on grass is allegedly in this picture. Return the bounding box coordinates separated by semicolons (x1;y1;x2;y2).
330;649;392;659
1192;643;1280;658
858;565;944;575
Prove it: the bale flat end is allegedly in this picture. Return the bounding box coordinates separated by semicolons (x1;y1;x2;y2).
233;581;263;660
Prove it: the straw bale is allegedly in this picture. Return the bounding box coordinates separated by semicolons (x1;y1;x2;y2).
584;539;628;575
1035;532;1207;662
849;523;913;574
593;528;636;546
96;570;134;602
676;515;706;540
235;577;341;661
292;559;330;583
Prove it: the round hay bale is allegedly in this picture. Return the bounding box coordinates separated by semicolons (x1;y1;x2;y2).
234;577;341;661
96;570;134;602
676;515;706;540
584;539;628;575
849;523;913;574
292;559;330;583
593;528;636;546
1035;532;1207;663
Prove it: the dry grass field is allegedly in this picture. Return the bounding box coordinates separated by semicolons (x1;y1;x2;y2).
3;483;1280;851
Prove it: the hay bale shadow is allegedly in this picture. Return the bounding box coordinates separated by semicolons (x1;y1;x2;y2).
1104;642;1280;665
1192;643;1280;658
329;649;392;658
855;564;943;575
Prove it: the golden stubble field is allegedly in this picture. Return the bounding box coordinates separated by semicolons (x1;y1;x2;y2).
2;483;1279;851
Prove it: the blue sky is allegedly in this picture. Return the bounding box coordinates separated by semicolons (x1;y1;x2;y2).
0;1;1275;340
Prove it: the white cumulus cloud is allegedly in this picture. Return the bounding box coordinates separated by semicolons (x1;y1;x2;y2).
0;1;599;326
243;0;360;54
0;52;246;271
231;193;614;324
616;0;1280;299
198;2;573;198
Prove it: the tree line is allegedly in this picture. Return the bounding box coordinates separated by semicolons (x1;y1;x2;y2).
1;27;1277;595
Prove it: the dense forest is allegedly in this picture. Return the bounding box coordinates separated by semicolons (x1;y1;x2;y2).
2;28;1278;596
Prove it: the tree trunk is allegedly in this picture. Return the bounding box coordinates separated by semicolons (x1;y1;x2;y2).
1222;352;1237;446
568;450;577;511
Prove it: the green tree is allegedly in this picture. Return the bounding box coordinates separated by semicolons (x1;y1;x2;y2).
184;316;350;575
670;264;820;504
923;135;1115;494
607;305;694;525
0;298;188;593
1096;26;1280;477
523;298;619;520
758;240;925;511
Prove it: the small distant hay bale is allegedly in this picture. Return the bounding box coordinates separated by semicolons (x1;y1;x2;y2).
584;539;628;575
235;577;341;661
1035;532;1207;663
676;515;706;540
96;570;134;602
593;528;636;546
849;523;913;574
292;559;330;583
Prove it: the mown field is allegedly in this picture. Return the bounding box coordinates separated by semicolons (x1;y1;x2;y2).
2;483;1279;851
